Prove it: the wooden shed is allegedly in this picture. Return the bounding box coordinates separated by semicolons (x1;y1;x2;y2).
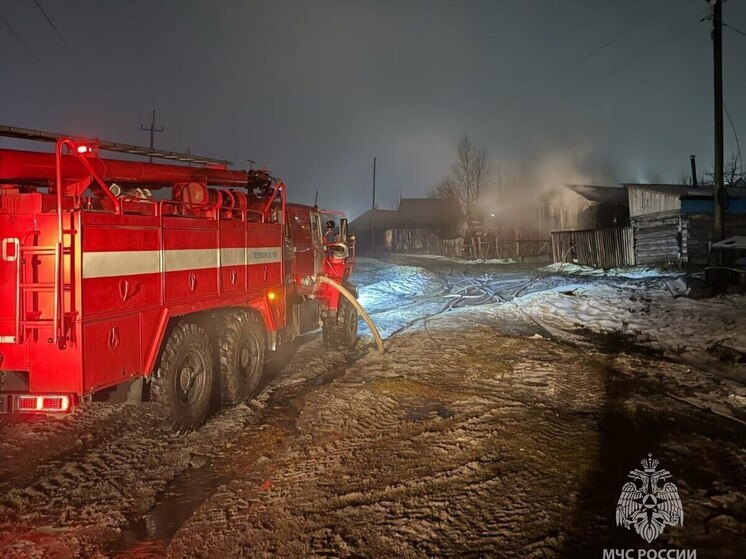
623;184;746;266
557;183;746;268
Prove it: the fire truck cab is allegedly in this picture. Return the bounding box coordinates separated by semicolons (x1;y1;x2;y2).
0;127;357;432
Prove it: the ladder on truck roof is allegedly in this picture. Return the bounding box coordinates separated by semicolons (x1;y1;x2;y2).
0;124;232;167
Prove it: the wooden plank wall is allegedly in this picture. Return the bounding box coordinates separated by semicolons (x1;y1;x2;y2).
551;227;635;268
686;213;746;265
440;238;464;258
630;210;683;265
632;211;746;267
385;228;440;252
628;187;681;217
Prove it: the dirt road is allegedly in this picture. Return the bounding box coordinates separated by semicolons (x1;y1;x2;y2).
0;259;744;558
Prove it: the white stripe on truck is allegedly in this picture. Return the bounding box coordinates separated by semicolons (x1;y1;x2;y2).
82;247;282;279
83;250;160;278
164;249;217;272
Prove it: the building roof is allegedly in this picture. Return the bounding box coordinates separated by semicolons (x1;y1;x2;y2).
566;184;627;204
396;198;460;227
568;182;742;204
621;183;713;197
348;208;400;231
349;197;460;231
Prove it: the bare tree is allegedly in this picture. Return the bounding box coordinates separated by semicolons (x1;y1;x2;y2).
428;135;490;230
675;153;745;188
453;135;489;227
428;176;458;200
702;152;745;188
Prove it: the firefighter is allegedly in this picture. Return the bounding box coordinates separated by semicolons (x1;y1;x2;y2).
324;219;337;243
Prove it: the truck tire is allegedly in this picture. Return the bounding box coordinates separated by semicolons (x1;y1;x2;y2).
218;311;265;405
338;297;359;348
152;321;214;434
323;297;358;350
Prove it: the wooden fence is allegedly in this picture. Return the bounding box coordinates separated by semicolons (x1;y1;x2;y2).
439;238;550;260
551;226;635;269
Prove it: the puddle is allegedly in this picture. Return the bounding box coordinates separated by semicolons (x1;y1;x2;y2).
109;420;286;558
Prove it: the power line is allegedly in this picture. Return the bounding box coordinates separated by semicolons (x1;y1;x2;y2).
551;3;701;91
0;14;34;55
724;102;743;177
551;6;670;81
552;28;629;80
600;20;683;80
723;22;746;37
32;0;67;45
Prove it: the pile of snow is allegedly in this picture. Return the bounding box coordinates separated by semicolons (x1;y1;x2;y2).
510;282;746;377
542;262;675;279
354;256;745;378
398;254;517;265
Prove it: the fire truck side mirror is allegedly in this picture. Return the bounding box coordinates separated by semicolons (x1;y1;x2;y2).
340;218;349;242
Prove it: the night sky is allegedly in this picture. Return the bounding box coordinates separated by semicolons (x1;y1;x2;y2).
1;0;745;218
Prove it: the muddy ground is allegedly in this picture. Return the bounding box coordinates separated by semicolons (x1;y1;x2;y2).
0;259;744;558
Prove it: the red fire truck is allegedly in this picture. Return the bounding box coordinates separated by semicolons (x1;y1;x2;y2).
0;126;358;432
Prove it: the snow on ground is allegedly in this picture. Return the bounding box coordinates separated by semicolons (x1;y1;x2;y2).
355;258;451;337
0;256;744;558
395;253;517;265
542;261;680;279
360;256;746;381
354;256;746;420
505;280;746;379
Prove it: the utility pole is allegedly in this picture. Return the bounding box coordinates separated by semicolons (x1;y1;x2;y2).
712;0;725;240
140;110;164;163
370;157;377;256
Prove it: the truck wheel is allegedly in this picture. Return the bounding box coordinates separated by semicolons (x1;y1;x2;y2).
323;298;358;350
218;312;265;405
337;297;359;349
152;321;214;434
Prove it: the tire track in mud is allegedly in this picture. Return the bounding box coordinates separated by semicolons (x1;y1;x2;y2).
165;328;606;558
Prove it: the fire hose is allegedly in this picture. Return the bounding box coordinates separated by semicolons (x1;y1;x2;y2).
316;275;385;355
